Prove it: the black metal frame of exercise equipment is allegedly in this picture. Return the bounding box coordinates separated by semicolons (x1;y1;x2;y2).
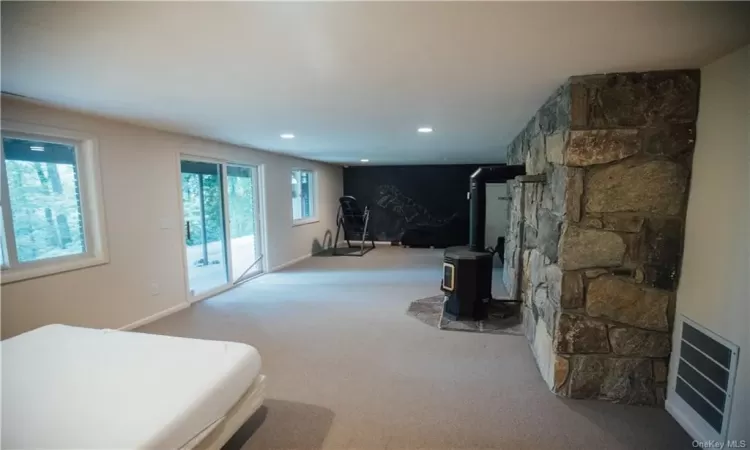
332;195;376;256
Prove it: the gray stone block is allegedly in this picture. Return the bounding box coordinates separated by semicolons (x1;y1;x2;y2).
599;358;655;405
545;264;562;306
585;160;689;215
567;129;640;166
525;133;547;175
580;215;645;233
568;355;605;399
561;270;584;309
642;123;696;158
555;314;610;354
586;276;669;331
558;225;625;270
643;218;683;266
579;70;700;128
536;210;562;262
568;355;656;405
609;327;671;357
564;168;583;222
545;131;567;165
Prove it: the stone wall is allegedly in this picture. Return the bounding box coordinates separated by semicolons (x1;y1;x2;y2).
503;70;700;405
502;84;575;389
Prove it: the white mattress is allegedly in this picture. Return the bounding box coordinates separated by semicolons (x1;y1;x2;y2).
2;324;262;449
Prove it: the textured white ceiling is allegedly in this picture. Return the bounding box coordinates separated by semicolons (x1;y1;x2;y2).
2;2;749;165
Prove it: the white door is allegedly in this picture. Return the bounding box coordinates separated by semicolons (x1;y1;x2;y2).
485;183;510;249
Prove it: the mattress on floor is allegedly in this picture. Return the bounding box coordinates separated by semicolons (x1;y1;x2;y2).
2;324;262;449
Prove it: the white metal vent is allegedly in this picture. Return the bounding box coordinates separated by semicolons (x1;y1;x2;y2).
669;315;740;442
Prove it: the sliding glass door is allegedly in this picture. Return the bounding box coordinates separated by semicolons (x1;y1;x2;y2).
181;159;262;300
227;165;262;281
181;160;229;297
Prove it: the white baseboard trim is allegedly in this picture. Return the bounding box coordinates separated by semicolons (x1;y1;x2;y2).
269;253;313;272
665;397;705;443
119;302;189;331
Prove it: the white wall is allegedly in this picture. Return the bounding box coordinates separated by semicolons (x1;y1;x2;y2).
0;96;343;338
667;45;749;441
485;183;509;248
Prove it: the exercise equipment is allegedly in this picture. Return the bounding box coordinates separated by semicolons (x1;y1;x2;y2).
332;196;375;256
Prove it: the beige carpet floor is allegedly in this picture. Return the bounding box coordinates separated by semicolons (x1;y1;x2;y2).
138;247;691;450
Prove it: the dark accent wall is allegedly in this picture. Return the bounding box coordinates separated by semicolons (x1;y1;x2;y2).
343;165;484;247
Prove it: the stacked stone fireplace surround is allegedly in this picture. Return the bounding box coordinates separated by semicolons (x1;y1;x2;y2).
502;70;700;405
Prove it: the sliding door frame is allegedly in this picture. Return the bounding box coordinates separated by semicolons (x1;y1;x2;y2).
226;162;264;283
177;153;267;304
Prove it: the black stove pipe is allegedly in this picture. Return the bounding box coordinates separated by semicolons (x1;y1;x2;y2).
468;165;526;252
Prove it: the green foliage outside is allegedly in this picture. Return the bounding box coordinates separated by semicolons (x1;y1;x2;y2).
181;171;255;247
5;160;84;262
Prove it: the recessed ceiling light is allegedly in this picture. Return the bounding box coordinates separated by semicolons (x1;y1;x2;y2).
280;133;295;139
360;159;370;163
417;127;433;133
30;146;45;152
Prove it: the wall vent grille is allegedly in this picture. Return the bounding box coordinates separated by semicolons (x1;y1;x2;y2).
674;316;739;439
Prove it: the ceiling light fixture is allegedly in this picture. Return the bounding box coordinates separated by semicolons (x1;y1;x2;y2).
360;159;370;163
30;146;45;152
417;127;433;133
280;133;295;139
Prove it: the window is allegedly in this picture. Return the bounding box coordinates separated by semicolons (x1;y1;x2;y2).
291;169;317;225
1;122;108;283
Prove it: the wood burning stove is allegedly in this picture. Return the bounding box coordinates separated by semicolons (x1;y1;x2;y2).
440;165;525;320
442;247;493;320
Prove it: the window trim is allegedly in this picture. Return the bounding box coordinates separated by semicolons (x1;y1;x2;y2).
0;121;109;284
291;168;318;226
